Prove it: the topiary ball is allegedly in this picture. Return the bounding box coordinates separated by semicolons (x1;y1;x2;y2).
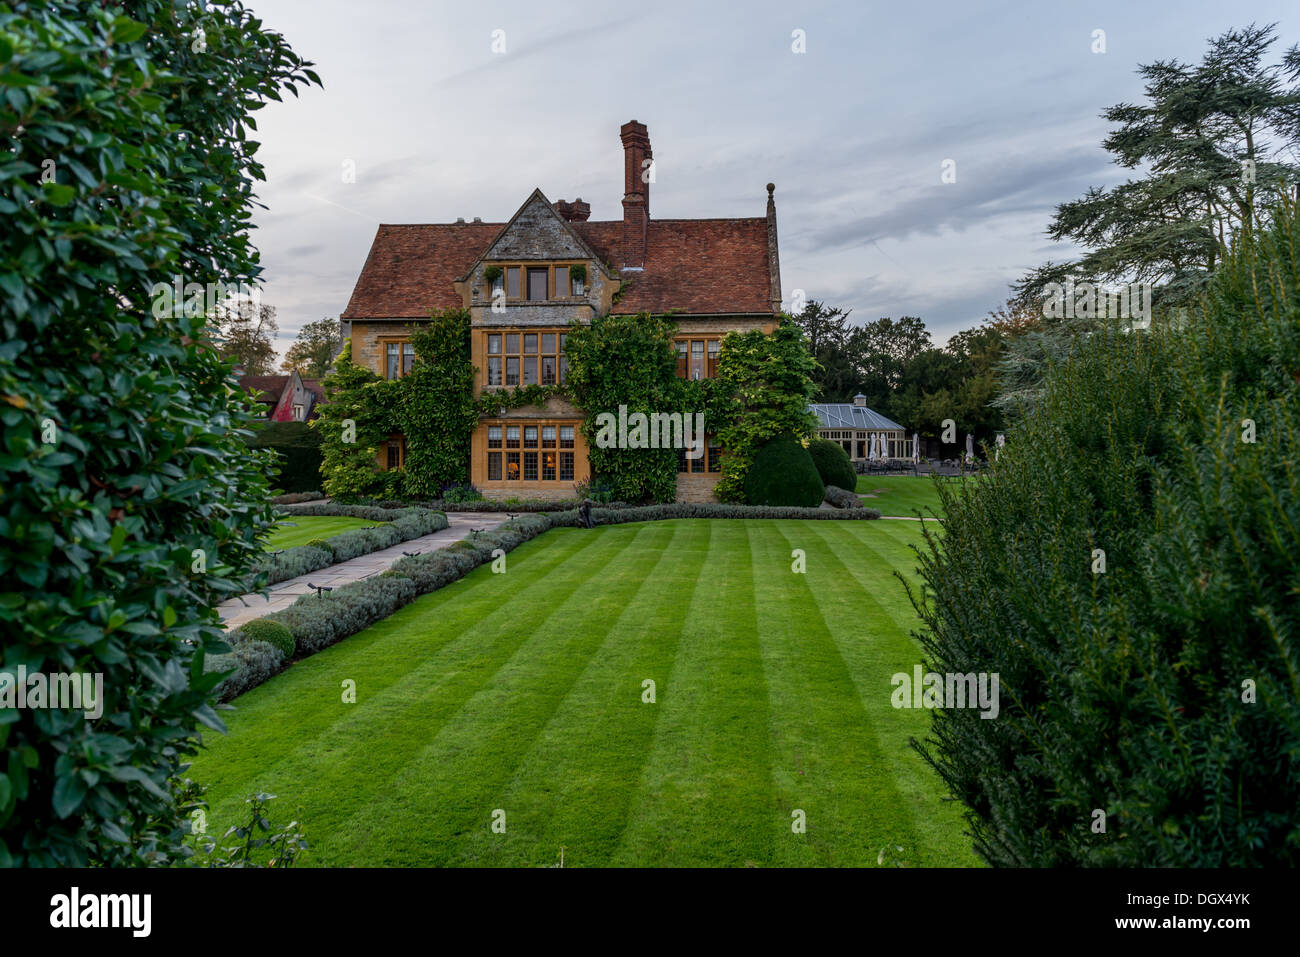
743;435;825;508
807;437;858;492
304;538;335;554
236;619;296;659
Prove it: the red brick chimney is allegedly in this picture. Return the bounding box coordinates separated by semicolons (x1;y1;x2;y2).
620;120;651;269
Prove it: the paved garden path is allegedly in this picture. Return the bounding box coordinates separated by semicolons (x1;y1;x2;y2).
217;512;512;628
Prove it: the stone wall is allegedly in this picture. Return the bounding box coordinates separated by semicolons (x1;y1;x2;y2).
675;473;721;503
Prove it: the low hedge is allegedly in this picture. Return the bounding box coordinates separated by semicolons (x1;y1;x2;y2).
271;490;324;505
216;504;882;700
254;505;448;587
206;638;285;704
823;485;863;509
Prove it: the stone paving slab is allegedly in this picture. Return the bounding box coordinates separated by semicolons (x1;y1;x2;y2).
217;512;512;628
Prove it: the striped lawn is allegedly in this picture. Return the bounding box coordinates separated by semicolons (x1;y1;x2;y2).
191;519;976;867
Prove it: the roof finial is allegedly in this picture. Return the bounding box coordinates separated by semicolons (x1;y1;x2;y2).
767;182;775;197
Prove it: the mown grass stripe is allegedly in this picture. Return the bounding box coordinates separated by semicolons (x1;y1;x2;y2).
195;528;625;841
443;520;711;866
611;521;776;866
317;522;679;865
749;520;926;866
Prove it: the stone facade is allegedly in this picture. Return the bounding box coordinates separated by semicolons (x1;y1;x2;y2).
340;120;785;505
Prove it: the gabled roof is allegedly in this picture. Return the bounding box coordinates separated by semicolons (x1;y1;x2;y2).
810;403;906;431
341;212;775;319
239;374;289;400
460;188;614;283
342;222;502;319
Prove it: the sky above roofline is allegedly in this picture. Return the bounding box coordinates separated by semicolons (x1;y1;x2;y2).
243;0;1300;360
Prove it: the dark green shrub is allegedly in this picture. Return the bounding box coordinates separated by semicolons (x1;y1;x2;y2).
304;538;334;553
909;201;1300;867
743;435;825;508
0;0;315;865
236;620;295;659
808;438;858;491
246;421;324;494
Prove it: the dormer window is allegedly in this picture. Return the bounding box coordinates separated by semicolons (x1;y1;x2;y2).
527;267;549;301
487;263;585;302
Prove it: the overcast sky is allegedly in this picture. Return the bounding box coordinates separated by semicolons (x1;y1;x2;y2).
243;0;1299;358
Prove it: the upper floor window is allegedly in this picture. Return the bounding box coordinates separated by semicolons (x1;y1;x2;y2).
486;330;568;386
675;338;721;380
385;341;416;379
491;264;584;302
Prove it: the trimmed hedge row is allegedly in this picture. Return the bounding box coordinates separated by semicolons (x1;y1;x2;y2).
216;503;884;700
823;485;864;509
270;490;324;505
255;505;448;587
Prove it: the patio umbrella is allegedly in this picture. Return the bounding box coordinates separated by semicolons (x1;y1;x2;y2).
912;432;919;464
871;432;881;461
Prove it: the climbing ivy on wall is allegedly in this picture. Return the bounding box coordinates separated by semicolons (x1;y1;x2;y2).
400;311;478;497
711;319;821;502
317;311;818;505
564;313;682;503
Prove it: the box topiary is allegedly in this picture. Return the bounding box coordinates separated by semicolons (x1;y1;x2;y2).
304;538;335;554
743;434;825;508
808;437;858;492
236;619;296;659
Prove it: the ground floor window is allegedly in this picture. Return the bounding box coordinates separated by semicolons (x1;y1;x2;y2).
677;434;722;474
484;419;578;482
383;434;406;471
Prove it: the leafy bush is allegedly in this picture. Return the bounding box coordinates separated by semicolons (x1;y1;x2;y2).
823;485;862;509
259;544;334;587
743;435;825;507
909;201;1300;867
0;0;315;865
440;484;484;504
808;438;858;491
236;620;295;659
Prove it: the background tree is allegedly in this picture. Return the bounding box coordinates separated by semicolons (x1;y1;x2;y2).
214;300;278;375
1001;24;1300;418
0;0;317;865
1013;23;1300;313
789;299;855;400
281;317;343;378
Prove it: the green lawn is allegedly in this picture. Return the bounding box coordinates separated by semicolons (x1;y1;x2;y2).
265;515;386;551
854;474;970;517
192;519;975;867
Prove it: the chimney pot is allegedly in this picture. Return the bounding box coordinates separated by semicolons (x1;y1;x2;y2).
620;121;652;268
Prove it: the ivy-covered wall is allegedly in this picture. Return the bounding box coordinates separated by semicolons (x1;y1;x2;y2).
317;310;818;504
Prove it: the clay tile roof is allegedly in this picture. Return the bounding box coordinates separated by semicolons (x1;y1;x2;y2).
342;223;503;319
342;216;775;319
238;375;288;398
300;379;326;403
572;218;771;315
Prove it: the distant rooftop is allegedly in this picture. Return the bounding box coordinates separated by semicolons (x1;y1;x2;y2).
810;402;905;432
